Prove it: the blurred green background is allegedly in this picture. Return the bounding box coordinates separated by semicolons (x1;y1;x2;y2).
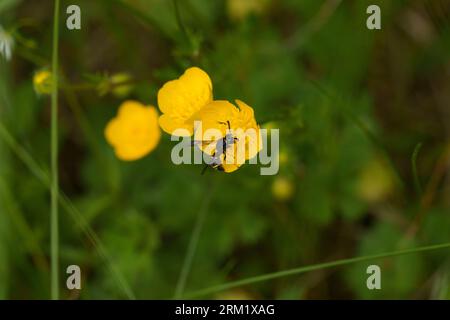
0;0;449;299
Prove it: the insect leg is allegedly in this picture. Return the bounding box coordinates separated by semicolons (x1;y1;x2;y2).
201;164;209;175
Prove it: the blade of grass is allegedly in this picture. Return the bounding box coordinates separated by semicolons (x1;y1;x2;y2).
112;0;170;38
50;0;60;300
59;193;136;300
0;121;136;299
174;182;217;299
0;178;48;271
287;0;343;51
184;242;450;298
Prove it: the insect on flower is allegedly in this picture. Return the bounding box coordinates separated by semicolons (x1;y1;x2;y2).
157;68;263;173
192;120;239;174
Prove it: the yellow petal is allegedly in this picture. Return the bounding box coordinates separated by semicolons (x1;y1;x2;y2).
157;67;213;135
158;114;193;136
220;163;241;173
234;100;263;160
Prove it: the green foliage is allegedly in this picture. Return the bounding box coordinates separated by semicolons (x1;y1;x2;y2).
0;0;449;299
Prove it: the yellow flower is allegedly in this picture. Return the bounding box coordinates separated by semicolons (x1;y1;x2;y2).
272;177;294;201
33;70;53;95
216;289;254;300
358;158;394;203
158;67;213;136
278;150;288;166
105;100;161;161
194;99;262;173
227;0;269;21
157;67;262;173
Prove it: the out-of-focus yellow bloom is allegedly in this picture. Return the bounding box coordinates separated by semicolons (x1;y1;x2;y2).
278;150;288;166
158;67;213;136
358;158;394;203
105;100;161;161
194;99;262;173
227;0;269;21
33;70;53;95
272;177;294;201
216;289;254;300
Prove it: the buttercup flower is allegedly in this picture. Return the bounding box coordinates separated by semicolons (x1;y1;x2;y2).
105;100;161;161
33;70;53;95
158;67;213;136
194;99;262;173
157;66;262;173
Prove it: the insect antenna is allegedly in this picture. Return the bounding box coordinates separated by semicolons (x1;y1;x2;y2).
218;120;232;131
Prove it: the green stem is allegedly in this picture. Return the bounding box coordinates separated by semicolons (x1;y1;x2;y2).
0;122;136;299
0;178;48;271
172;0;189;41
184;242;450;298
174;182;216;299
50;0;60;300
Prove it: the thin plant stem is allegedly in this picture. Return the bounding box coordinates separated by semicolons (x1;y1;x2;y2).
184;242;450;298
59;193;136;300
50;0;60;301
0;121;136;299
287;0;343;52
174;182;217;299
0;178;48;271
172;0;189;40
113;0;169;38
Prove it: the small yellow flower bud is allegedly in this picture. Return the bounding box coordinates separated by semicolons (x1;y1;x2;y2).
278;150;289;166
227;0;269;21
33;70;53;95
272;177;294;201
216;289;254;300
358;158;394;203
262;121;278;131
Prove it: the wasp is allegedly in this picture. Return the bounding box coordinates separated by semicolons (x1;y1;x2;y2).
191;120;239;174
